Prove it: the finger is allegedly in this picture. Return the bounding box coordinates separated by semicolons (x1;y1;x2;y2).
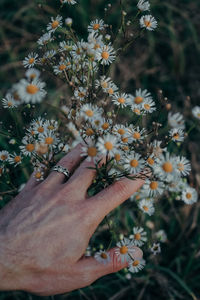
88;177;144;225
66;156;105;195
76;246;143;284
66;159;96;194
22;170;40;192
45;143;84;186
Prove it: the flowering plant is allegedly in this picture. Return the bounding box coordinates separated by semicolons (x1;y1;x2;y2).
1;0;199;277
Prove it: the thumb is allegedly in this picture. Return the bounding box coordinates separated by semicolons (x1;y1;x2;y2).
76;246;143;285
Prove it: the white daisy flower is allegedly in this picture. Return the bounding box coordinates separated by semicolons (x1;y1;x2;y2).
181;186;198;204
88;19;105;33
126;126;146;143
39;131;60;149
71;42;85;60
94;250;111;265
96;44;116;65
128;89;152;107
138;199;155;216
44;50;57;59
45;119;58;132
140;15;158;31
25;68;41;80
132;227;147;246
53;59;72;75
47;15;63;32
169;128;185;142
8;153;22;166
95;75;112;90
97;134;118;157
34;168;44;181
168;112;185;129
23;52;38;69
153;153;179;182
0;150;9;162
80;104;102;121
87;32;104;54
123;152;145;174
17;78;46;104
74;87;88;101
128;258;146;273
146;155;156;167
113;124;127;137
141;179;164;197
192;106;200;120
147;140;167;158
155;230;167;243
63;0;77;5
137;0;150;11
115;238;136;263
81;139;99;163
106;82;118;96
19;136;35;157
166;179;186;193
59;41;73;52
176;156;191;176
112;92;129;108
31;117;46;135
142;98;156;114
65;18;73;26
99;118;113;133
2;94;18;108
151;242;161;255
37;32;52;46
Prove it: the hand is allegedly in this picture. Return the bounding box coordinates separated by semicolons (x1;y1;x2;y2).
0;144;144;296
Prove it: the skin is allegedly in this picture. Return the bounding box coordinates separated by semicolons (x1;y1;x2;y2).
0;143;144;296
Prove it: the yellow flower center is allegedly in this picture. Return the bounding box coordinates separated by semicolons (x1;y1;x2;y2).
108;88;114;95
134;96;143;104
78;92;85;98
37;126;44;133
7;101;13;107
59;64;66;71
101;82;108;89
173;133;179;140
102;122;109;130
85;110;94;117
144;20;152;27
162;162;173;173
120;245;128;254
86;128;94;136
130;159;139;168
143;205;149;211
94;43;100;50
26;84;39;95
87;147;97;157
36;143;48;155
118;97;125;104
144;103;150;110
133;108;141;114
100;253;107;259
26;144;35;152
48;125;55;130
134;233;141;240
35;172;42;179
147;157;154;165
29;58;35;64
14;156;21;163
123;146;129;151
104;141;113;151
133;132;141;139
121;137;128;143
118;128;125;135
115;153;121;161
186;193;192;199
1;155;7;160
45;137;54;145
52;20;59;29
93;23;100;30
101;51;109;60
132;260;139;267
150;181;158;190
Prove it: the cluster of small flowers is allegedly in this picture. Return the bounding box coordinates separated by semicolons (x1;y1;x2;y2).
2;68;46;108
0;0;198;274
0;118;64;180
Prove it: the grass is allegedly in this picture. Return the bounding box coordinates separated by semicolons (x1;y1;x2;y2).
0;0;200;299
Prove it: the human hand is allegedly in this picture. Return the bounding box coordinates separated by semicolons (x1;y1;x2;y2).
0;144;144;296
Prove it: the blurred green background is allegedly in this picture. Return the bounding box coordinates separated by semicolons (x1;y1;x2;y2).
0;0;200;299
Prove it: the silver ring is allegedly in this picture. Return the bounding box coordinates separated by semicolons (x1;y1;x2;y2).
52;165;70;178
